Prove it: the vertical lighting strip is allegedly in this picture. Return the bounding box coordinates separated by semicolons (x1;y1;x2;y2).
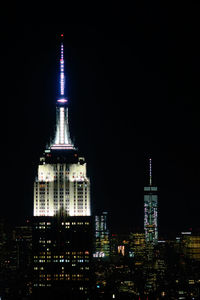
60;43;65;96
60;107;65;143
149;158;152;186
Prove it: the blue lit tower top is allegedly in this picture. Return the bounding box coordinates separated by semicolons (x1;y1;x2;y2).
59;34;66;99
34;34;91;218
51;34;75;150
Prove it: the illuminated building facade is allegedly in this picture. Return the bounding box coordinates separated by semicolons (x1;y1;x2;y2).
144;159;158;244
33;36;91;217
32;35;93;298
110;234;129;257
94;212;110;259
129;233;146;262
181;232;200;261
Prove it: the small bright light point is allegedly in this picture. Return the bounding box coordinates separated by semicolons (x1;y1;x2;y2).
57;98;68;103
61;34;64;37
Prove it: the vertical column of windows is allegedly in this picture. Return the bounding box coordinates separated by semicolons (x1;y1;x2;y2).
54;164;58;215
59;164;64;211
57;164;60;212
84;183;88;214
73;181;77;215
65;167;70;214
46;182;49;215
35;182;39;215
77;182;83;215
39;183;46;215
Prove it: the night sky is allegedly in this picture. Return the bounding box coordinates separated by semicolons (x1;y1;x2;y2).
1;9;200;235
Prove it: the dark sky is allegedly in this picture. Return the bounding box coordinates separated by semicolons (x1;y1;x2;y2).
1;8;200;235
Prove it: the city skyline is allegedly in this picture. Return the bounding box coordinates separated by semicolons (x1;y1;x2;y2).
1;20;200;234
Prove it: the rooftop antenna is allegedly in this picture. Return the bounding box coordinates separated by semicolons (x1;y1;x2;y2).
149;158;152;186
60;33;65;97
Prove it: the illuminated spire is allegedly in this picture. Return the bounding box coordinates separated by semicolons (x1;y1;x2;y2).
51;34;75;150
60;34;65;97
149;158;152;186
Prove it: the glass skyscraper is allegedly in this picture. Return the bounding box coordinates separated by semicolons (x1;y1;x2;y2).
144;159;158;244
94;212;110;259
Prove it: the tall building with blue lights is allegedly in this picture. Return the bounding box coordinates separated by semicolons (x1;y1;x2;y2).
33;35;91;217
144;159;158;244
94;212;110;259
32;35;93;299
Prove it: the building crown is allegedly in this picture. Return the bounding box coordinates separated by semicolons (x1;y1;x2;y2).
50;34;75;151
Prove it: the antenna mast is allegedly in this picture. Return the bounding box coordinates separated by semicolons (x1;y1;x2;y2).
149;158;152;186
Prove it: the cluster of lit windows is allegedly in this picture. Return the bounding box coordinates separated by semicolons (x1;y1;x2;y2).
60;221;90;226
34;269;89;282
35;181;51;214
35;222;51;230
34;250;89;258
34;283;51;287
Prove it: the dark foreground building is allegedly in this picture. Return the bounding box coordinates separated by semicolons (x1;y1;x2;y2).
32;216;93;299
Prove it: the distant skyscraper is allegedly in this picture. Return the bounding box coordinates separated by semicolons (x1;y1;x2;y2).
129;233;146;261
33;36;91;217
94;212;110;259
144;158;158;244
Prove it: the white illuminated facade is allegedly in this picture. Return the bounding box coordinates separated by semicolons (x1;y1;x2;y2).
52;104;74;149
33;36;91;217
34;159;90;216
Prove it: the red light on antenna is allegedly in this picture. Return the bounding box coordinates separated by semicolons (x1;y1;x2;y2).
61;34;64;37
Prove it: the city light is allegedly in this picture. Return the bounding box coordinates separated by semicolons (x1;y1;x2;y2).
59;107;65;144
60;42;65;96
2;22;199;300
57;98;68;103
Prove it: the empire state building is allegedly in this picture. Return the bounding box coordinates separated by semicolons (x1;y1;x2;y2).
32;36;93;299
33;36;91;217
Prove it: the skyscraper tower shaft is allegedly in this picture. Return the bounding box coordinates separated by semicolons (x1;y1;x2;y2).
32;35;93;299
144;158;158;244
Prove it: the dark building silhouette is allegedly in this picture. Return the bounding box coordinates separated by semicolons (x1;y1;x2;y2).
32;216;93;299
